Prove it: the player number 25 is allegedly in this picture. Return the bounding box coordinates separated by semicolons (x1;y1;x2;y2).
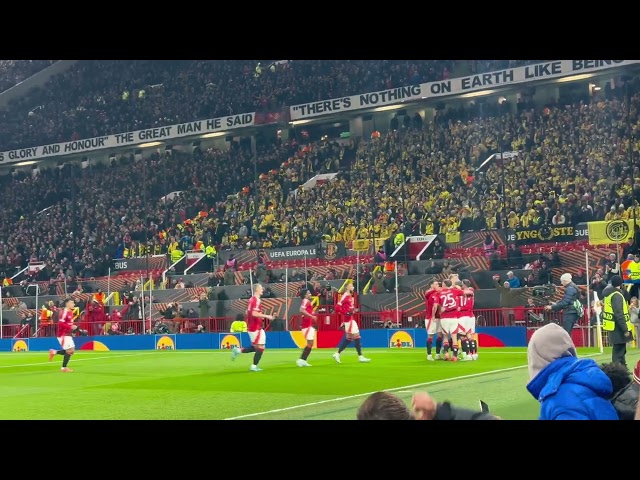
440;293;456;309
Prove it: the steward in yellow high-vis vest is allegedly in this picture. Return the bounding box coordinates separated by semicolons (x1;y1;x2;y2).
393;232;405;247
205;244;217;263
171;248;184;263
621;255;640;283
602;275;633;366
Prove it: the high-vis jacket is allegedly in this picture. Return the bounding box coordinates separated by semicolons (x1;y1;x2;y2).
602;289;632;333
621;259;640;283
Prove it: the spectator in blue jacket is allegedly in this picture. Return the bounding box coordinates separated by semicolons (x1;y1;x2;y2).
506;271;521;288
544;272;581;333
526;323;618;420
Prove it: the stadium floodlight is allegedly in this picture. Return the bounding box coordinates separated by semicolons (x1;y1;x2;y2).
137;141;162;148
201;132;226;139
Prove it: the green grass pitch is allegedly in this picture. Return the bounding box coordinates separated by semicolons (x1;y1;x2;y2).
0;347;635;420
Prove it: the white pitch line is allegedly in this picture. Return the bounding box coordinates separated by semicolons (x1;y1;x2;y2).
0;349;530;356
223;352;603;420
0;352;158;368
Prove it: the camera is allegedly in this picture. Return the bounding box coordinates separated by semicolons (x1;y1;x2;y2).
531;284;556;298
153;322;170;334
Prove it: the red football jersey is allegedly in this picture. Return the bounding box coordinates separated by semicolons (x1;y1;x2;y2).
57;308;74;337
439;288;463;319
246;295;263;332
425;290;438;320
458;289;475;317
300;298;315;329
337;293;354;314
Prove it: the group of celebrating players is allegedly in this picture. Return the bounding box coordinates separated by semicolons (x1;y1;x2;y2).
424;273;478;362
229;272;477;372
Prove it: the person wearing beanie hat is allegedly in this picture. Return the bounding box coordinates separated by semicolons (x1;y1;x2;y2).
526;323;618;420
544;272;582;334
601;274;633;366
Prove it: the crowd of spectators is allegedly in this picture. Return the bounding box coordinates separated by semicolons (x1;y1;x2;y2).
254;91;640;248
0;62;638;280
0;138;297;279
0;60;461;151
470;60;546;74
0;60;56;94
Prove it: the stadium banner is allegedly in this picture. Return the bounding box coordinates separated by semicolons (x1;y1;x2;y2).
264;243;347;261
0;327;527;352
461;223;589;248
506;225;577;245
0;112;256;164
218;242;349;264
289;60;640;120
111;256;168;272
587;219;635;245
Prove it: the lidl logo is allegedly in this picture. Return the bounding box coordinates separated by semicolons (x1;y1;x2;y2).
220;334;240;350
12;340;28;352
156;335;175;350
390;331;413;348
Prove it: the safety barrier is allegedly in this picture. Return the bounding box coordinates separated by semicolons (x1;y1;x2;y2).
1;326;528;352
1;305;615;351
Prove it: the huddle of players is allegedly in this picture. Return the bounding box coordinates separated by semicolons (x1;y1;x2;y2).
231;282;369;371
424;275;478;362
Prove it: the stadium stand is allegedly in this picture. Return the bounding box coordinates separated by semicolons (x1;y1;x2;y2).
1;86;639;280
0;60;638;351
0;60;548;152
0;60;56;93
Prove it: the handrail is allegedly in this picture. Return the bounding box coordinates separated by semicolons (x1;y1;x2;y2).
104;291;116;306
10;266;29;280
389;237;407;258
184;251;207;275
362;265;381;294
161;255;186;290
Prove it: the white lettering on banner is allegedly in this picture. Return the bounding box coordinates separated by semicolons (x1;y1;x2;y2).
0;113;256;164
269;248;317;258
460;69;516;90
290;85;421;119
507;224;589;243
289;60;640;120
409;235;436;243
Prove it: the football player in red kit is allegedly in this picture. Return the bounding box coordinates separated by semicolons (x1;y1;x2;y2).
332;283;371;364
424;280;444;361
458;279;478;360
439;279;464;361
297;289;317;367
48;298;76;372
231;284;274;371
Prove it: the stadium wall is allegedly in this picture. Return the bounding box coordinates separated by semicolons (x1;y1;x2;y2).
0;326;526;352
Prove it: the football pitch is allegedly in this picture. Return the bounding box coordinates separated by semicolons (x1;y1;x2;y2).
1;347;636;420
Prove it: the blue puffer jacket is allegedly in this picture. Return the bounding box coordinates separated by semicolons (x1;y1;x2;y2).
526;356;619;420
